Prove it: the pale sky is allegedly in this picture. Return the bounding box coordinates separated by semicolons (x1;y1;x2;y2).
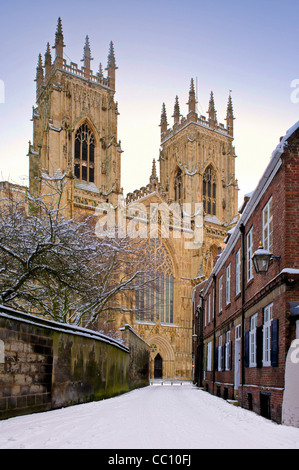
1;0;299;206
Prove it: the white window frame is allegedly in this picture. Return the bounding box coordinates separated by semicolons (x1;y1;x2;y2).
208;293;211;323
226;264;231;305
225;330;231;370
235;324;241;340
249;313;258;367
219;276;223;313
207;341;212;371
263;303;273;367
247;227;254;282
236;248;241;295
218;335;222;371
212;287;215;319
262;197;273;253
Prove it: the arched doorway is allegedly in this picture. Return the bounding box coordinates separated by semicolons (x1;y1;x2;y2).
154;354;163;379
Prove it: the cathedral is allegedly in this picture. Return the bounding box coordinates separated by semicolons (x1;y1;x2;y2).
24;18;239;380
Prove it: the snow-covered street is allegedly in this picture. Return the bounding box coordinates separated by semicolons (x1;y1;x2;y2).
0;382;299;450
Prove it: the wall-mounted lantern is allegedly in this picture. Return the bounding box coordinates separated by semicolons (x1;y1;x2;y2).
252;241;281;274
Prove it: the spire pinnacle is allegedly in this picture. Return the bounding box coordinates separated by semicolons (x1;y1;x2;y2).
98;62;103;78
53;17;65;67
107;41;117;69
225;90;235;136
187;78;197;116
190;77;195;94
35;53;44;91
208;91;217;128
37;53;43;71
172;95;181;124
44;43;52;77
55;17;64;44
149;159;159;185
81;35;93;76
106;41;117;89
160;103;168;135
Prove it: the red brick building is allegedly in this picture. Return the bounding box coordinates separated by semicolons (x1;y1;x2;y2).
193;122;299;425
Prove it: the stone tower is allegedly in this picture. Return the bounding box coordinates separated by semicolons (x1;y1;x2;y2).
159;80;239;278
122;82;239;380
28;18;123;217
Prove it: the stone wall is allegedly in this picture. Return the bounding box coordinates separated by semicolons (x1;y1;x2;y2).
120;324;150;390
0;305;131;420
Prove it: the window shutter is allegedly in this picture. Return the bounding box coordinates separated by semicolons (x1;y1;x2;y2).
245;331;250;368
271;319;279;367
215;347;219;371
256;325;263;368
221;344;226;371
229;341;233;370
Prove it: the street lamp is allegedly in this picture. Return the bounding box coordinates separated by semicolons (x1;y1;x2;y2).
252;241;280;274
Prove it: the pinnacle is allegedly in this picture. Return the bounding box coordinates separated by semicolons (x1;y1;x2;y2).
45;42;52;62
151;159;157;178
37;53;43;69
174;95;180;113
57;17;63;34
208;91;216;112
107;41;117;69
98;62;103;77
55;17;65;46
150;159;158;184
81;35;93;67
172;95;181;122
226;90;235;121
189;78;195;94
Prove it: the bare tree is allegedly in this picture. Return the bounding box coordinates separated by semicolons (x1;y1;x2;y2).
0;175;156;328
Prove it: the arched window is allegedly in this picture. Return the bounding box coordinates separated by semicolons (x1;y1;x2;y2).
135;238;174;324
74;123;95;183
203;165;217;216
174;168;183;203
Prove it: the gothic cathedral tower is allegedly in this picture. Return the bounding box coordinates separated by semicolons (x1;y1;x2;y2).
159;79;239;278
28;18;123;217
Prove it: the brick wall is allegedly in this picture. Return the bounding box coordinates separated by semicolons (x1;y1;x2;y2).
196;129;299;425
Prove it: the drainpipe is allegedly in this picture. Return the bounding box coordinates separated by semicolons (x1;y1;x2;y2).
212;273;217;393
198;293;204;387
240;223;246;407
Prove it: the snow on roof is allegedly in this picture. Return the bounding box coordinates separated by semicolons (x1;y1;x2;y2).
281;268;299;275
74;180;100;194
271;121;299;159
205;215;222;225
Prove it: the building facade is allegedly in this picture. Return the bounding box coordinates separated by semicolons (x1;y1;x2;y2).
193;122;299;424
14;18;239;380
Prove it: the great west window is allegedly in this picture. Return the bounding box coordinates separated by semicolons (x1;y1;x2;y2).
74;123;95;183
135;238;174;324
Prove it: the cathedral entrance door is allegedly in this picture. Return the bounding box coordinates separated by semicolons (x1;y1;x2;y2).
154;354;163;379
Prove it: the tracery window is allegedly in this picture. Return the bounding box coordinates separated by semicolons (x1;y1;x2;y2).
203;165;217;216
174;168;183;203
74;123;95;183
135;238;174;324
